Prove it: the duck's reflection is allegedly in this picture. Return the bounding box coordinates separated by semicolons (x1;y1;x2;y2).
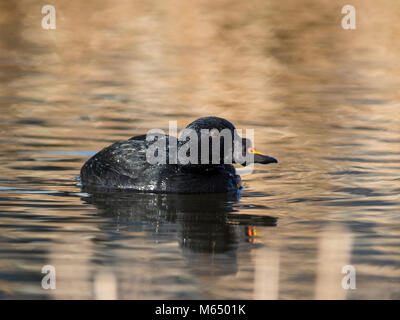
78;189;278;298
82;189;277;254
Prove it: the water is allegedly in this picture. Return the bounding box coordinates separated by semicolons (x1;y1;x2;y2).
0;0;399;299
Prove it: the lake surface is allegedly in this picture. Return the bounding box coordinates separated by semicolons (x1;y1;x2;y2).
0;0;399;299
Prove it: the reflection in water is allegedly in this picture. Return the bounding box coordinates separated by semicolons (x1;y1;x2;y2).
84;190;276;266
84;191;263;251
44;190;277;299
0;0;400;299
253;243;280;300
314;225;353;300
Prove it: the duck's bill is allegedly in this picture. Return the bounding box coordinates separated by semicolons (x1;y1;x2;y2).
252;149;278;164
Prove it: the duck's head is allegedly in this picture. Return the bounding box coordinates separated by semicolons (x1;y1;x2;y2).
181;116;278;166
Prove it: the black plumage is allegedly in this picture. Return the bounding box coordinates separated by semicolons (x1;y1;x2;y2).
80;117;277;193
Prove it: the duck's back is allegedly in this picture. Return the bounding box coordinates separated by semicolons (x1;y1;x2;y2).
80;138;241;193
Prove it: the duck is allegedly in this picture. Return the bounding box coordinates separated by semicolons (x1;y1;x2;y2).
80;116;277;193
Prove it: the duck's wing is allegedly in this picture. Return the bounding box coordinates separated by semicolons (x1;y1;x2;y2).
128;134;148;141
129;133;171;141
80;139;158;189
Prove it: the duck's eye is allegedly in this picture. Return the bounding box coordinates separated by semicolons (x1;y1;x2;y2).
247;147;254;154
